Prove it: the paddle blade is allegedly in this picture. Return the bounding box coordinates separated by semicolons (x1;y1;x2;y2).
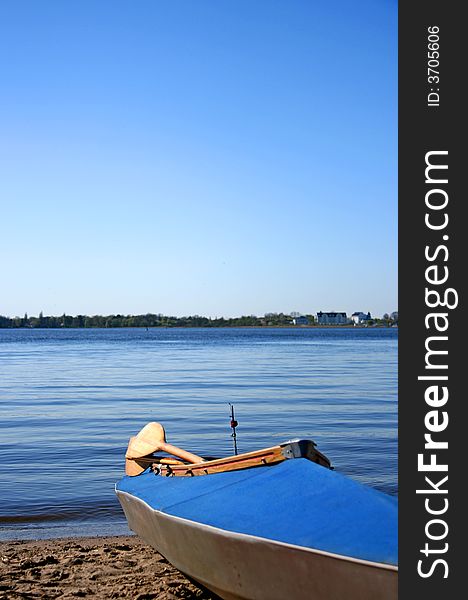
125;457;147;476
125;422;167;459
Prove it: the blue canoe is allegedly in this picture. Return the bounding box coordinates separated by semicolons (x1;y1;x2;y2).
116;440;397;600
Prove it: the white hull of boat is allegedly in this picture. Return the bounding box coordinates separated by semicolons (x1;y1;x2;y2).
116;489;397;600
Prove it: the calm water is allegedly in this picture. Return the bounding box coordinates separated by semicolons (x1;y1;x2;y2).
0;327;397;541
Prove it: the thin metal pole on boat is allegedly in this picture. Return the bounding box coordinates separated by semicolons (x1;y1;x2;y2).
229;403;238;455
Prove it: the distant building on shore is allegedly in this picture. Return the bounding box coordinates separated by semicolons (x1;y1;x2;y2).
292;315;309;325
316;311;348;325
350;311;372;325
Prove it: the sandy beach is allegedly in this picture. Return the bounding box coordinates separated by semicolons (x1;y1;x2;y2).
0;535;216;599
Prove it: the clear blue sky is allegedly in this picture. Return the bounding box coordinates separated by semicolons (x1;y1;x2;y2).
0;1;397;319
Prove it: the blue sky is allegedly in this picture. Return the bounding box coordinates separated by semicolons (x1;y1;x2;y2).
0;1;397;318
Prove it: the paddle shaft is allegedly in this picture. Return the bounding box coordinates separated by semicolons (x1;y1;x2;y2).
158;441;203;464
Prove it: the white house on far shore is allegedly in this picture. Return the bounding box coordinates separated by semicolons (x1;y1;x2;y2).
350;311;372;325
316;311;348;325
292;315;309;325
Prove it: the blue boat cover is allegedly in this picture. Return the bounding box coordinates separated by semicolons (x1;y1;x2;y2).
117;459;397;566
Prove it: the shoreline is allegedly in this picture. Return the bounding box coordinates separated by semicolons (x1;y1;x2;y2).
1;324;397;330
0;535;216;599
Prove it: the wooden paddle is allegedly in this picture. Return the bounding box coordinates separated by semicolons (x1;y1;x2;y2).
125;422;204;475
125;450;185;476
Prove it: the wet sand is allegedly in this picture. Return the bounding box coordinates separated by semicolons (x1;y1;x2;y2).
0;536;217;599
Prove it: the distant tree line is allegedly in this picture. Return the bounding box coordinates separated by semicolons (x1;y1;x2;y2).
0;312;307;329
0;312;397;329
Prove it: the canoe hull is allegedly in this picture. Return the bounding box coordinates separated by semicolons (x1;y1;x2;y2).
116;489;397;600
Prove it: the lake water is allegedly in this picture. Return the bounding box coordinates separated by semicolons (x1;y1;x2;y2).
0;327;397;541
